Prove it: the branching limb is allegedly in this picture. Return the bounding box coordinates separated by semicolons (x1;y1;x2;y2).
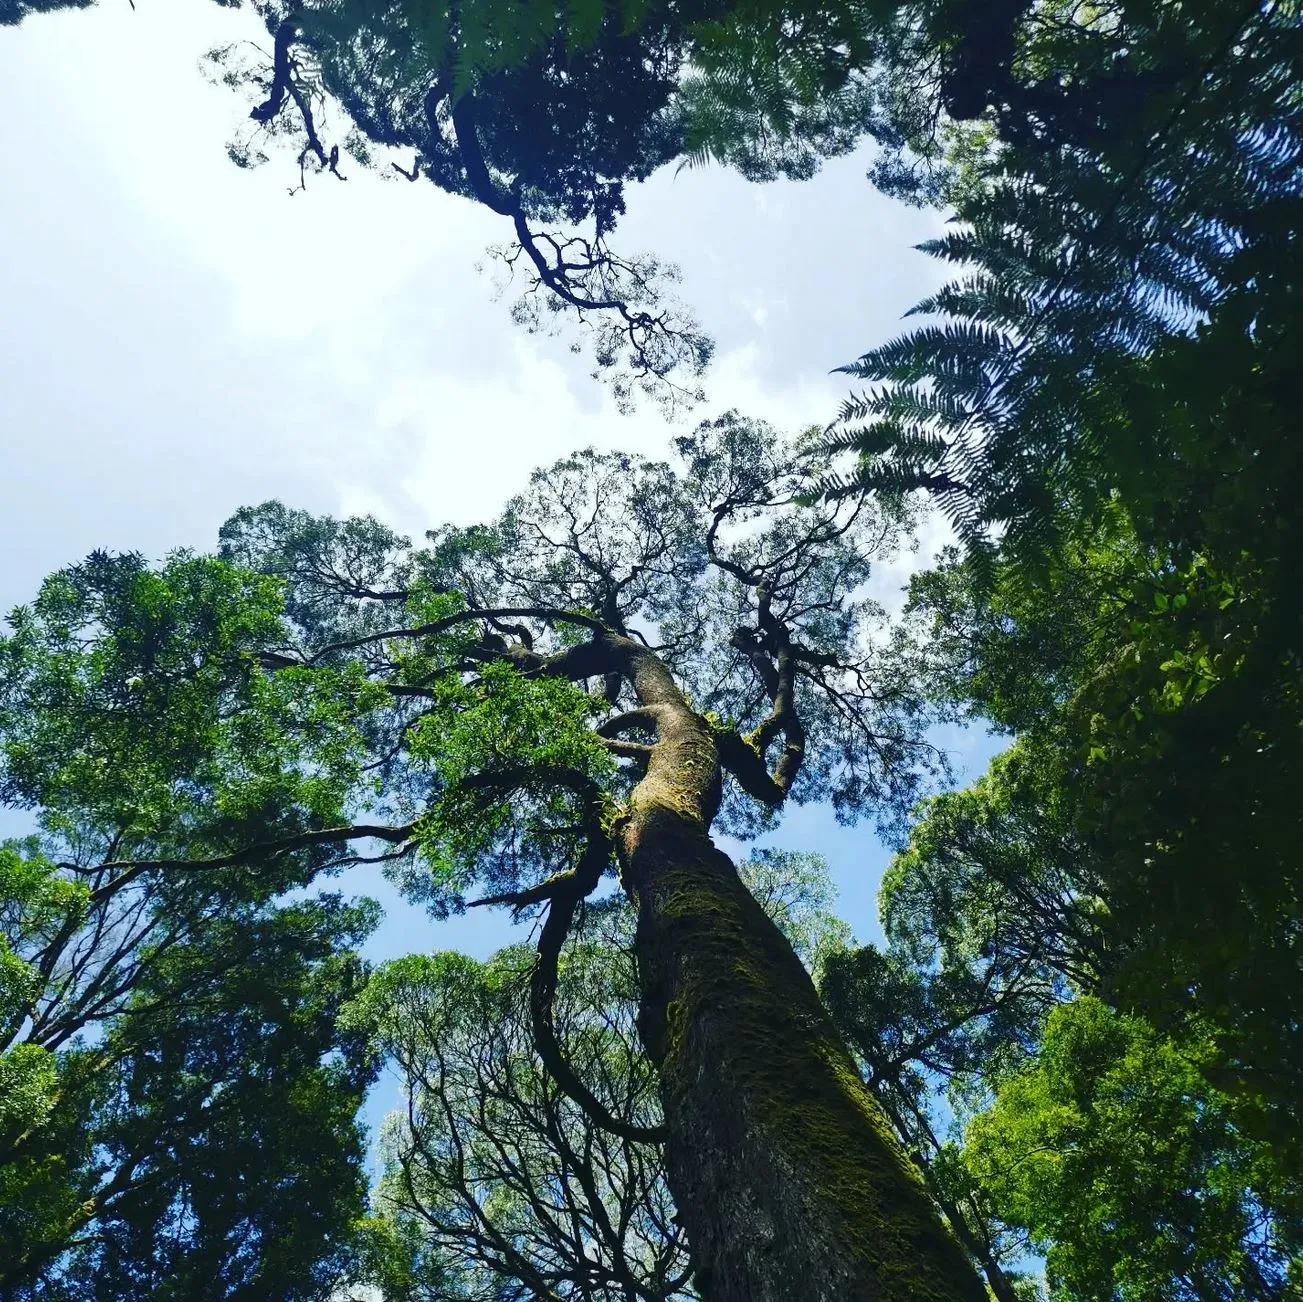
248;20;297;127
449;94;708;406
721;584;808;798
487;616;535;650
729;626;781;699
596;708;664;739
594;707;662;761
266;605;606;667
601;738;656;761
391;154;421;182
249;20;345;191
715;729;786;807
72;821;417;903
466;870;576;913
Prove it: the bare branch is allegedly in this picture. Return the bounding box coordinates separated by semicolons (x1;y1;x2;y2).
596;708;665;739
75;821;417;903
449;93;708;406
530;821;668;1146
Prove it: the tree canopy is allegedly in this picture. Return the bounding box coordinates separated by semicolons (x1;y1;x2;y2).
1;415;984;1299
0;854;378;1299
821;0;1301;550
3;0;1301;1295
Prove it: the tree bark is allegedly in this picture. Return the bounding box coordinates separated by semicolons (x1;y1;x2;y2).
611;643;988;1301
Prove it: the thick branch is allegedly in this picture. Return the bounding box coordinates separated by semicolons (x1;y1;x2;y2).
724;585;808;798
467;871;574;912
596;708;664;739
249;20;296;126
529;823;667;1146
601;738;655;761
448;93;517;218
715;729;786;807
458;765;665;1143
271;605;607;667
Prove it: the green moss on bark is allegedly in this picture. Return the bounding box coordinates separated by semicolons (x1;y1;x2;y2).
626;810;987;1301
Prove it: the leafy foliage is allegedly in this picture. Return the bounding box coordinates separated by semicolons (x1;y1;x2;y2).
965;999;1302;1301
193;0;720;410
807;58;1303;1281
1;418;953;1294
0;888;379;1300
820;380;1303;1292
409;662;616;907
677;0;889;181
820;750;1077;1298
8;2;1298;1281
0;550;383;864
0;551;391;1297
0;415;940;926
737;846;851;978
824;723;1303;1298
903;477;1303;1135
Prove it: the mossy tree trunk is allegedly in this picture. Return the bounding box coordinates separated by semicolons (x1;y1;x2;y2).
613;646;988;1301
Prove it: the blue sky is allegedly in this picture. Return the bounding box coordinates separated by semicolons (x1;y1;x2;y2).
0;0;1002;1138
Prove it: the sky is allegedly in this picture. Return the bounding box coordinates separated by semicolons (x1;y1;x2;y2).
0;1;999;999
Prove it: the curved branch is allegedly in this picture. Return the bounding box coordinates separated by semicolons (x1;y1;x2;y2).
596;707;664;739
448;92;518;218
455;762;664;1140
276;605;607;666
600;738;655;761
464;771;666;1145
721;586;808;799
729;626;780;699
448;93;705;393
249;20;297;126
529;823;667;1146
466;869;574;913
716;729;785;807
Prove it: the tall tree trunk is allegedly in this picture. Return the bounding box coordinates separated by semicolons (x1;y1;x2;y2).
613;649;987;1301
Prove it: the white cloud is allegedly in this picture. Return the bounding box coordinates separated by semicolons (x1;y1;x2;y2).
1;0;952;610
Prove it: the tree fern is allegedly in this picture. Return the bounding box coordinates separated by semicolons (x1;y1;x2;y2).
818;0;1301;562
